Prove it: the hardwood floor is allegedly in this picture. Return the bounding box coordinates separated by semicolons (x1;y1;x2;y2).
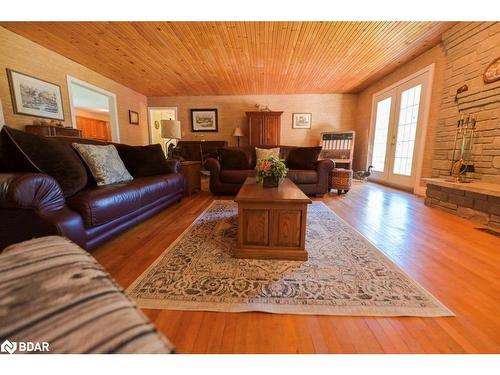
93;180;500;353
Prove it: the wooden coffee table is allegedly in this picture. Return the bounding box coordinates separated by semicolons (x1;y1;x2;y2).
234;177;312;261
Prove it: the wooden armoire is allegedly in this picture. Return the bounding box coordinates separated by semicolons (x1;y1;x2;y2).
246;111;282;146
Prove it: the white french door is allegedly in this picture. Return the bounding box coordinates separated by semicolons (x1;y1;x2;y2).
369;69;431;190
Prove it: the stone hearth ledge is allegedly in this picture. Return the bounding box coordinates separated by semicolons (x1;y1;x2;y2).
423;178;500;198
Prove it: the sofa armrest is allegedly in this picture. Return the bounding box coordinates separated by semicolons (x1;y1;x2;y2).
316;159;334;175
315;159;334;195
204;158;225;194
0;173;86;249
166;159;182;174
204;157;221;175
0;173;65;211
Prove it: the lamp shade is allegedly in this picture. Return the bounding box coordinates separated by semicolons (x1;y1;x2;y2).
232;127;244;137
161;120;181;139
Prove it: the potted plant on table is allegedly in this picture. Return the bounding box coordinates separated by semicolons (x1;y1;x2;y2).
255;155;288;188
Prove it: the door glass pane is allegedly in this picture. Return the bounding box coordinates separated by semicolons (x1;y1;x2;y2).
393;84;421;176
372;97;392;172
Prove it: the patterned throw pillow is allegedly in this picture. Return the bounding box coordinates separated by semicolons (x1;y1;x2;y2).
72;143;133;186
255;147;280;161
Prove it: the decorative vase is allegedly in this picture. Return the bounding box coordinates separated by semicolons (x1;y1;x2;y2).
263;176;279;188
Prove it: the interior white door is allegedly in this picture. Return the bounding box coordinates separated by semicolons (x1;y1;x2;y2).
369;71;429;189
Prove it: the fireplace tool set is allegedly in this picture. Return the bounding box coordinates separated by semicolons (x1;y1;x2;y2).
447;113;476;183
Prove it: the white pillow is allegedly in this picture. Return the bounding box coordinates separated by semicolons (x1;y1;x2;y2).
73;143;133;186
255;147;280;161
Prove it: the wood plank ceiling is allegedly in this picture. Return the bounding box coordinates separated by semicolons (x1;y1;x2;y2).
0;22;455;96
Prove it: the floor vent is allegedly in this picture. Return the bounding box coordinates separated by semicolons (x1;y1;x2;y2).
475;227;500;238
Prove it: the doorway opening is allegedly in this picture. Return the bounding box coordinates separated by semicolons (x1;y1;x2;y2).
367;65;434;193
148;107;178;154
67;76;120;142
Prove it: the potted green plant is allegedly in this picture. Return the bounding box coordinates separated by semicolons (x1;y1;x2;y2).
255;156;288;188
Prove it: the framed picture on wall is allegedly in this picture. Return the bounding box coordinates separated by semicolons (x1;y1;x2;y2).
129;110;139;125
191;108;218;132
7;69;64;120
292;113;312;129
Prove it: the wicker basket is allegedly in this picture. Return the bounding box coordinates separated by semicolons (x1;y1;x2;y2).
329;169;353;194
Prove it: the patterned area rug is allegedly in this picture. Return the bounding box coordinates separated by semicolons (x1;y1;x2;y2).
127;201;453;316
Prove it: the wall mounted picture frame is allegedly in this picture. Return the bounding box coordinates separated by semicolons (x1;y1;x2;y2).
292;113;312;129
7;68;64;120
191;108;218;132
483;57;500;83
129;110;139;125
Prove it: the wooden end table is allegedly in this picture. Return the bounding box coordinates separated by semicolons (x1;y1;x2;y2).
180;160;201;196
233;177;312;261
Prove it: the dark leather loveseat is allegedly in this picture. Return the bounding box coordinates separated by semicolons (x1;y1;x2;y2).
0;127;184;251
204;145;334;196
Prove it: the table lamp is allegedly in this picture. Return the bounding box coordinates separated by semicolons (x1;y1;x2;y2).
161;119;181;158
232;126;244;147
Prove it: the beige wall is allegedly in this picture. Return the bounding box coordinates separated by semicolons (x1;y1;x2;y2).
0;27;149;145
354;44;446;177
148;94;358;148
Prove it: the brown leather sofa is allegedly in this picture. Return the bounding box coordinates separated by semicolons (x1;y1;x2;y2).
204;145;334;196
0;132;184;251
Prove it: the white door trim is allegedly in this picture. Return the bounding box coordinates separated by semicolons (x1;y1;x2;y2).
147;106;178;144
66;75;120;142
366;63;435;194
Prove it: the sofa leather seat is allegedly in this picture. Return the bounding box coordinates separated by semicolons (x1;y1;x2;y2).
220;169;256;184
287;169;319;184
68;174;184;227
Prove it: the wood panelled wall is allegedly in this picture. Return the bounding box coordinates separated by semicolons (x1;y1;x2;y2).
0;27;149;145
148;94;358;147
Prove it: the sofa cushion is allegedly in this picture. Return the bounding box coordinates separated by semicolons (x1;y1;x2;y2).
285;146;322;170
219;169;255;184
287;169;319;184
73;143;133;186
0;127;88;196
218;147;254;170
256;147;280;161
0;236;174;353
67;174;184;227
115;143;172;177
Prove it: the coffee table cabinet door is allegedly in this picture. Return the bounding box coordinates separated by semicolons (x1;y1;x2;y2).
272;209;303;247
241;209;270;246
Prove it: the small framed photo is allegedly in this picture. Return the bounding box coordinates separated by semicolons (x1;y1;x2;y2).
191;108;218;132
129;110;139;125
292;113;312;129
7;68;64;120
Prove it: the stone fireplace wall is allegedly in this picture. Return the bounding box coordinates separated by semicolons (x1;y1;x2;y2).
432;22;500;184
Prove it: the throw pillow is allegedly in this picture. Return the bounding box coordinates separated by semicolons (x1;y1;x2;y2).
255;147;280;161
0;126;88;196
285;146;322;170
218;148;253;170
115;143;172;177
72;143;133;186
